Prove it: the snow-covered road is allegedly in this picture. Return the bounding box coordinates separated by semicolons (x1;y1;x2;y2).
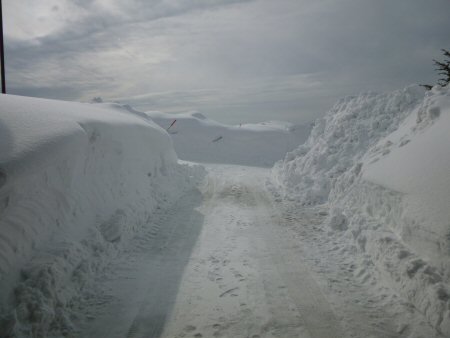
160;165;343;338
79;165;424;338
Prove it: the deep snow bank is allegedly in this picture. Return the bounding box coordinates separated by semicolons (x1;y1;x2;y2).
273;85;450;335
363;85;450;269
272;85;425;204
0;95;203;337
147;111;311;167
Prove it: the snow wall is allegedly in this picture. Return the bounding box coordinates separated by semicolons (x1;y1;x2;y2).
273;85;450;335
147;111;311;167
0;95;203;337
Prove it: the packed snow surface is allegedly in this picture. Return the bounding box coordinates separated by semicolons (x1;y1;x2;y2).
273;85;450;336
146;111;311;167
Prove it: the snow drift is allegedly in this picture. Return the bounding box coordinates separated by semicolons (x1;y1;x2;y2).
272;85;425;204
147;111;311;167
273;85;450;336
0;95;203;337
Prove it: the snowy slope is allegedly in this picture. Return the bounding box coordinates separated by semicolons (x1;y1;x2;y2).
272;85;425;204
147;111;311;167
0;95;203;337
272;85;450;336
363;85;450;267
359;86;450;334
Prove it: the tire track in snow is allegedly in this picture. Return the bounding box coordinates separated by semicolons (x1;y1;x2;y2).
250;178;345;338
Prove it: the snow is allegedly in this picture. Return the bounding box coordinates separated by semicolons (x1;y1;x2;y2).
161;165;344;338
146;111;311;167
273;84;450;336
361;86;450;334
0;95;203;337
272;85;425;205
364;85;450;267
1;83;450;337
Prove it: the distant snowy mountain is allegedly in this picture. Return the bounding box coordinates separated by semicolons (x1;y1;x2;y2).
146;111;311;167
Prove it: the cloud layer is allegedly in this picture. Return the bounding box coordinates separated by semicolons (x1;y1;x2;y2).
4;0;450;124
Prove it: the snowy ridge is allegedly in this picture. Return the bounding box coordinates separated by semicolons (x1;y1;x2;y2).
359;86;450;334
272;85;425;204
0;95;203;337
273;85;450;335
146;111;311;167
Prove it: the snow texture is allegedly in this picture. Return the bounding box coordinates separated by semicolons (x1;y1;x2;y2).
273;85;425;204
147;111;311;167
2;83;450;337
273;84;450;336
0;95;204;337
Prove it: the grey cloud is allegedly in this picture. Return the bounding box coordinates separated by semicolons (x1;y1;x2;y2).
7;0;255;46
4;0;450;125
8;85;84;101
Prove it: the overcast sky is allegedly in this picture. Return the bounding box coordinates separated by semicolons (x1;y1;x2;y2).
3;0;450;124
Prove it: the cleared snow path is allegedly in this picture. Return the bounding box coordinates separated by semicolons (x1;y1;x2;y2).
160;165;344;338
79;165;411;338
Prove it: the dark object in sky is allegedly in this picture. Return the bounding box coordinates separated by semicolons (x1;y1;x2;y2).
0;0;5;94
212;136;223;143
